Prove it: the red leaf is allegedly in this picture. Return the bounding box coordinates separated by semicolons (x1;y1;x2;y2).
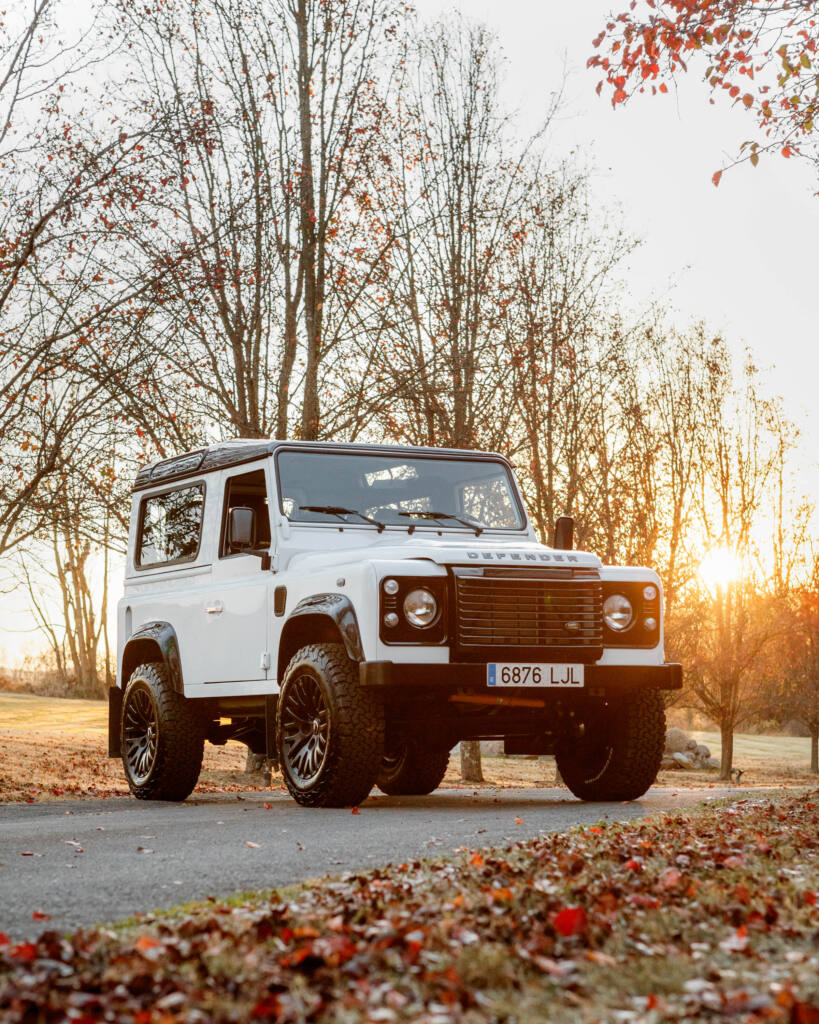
31;911;51;921
470;853;484;867
252;996;282;1018
135;934;161;952
0;933;9;947
782;146;792;158
712;170;723;187
8;942;37;962
351;806;360;815
553;906;587;937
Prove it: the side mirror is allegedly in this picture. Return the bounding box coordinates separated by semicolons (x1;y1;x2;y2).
229;506;255;550
228;506;272;570
553;515;574;551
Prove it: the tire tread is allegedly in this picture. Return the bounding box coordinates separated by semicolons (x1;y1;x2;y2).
122;662;203;802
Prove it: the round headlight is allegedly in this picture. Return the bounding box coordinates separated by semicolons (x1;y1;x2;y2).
603;594;633;632
643;585;658;601
383;578;399;595
403;588;438;628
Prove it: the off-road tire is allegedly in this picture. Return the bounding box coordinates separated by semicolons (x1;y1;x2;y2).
121;662;204;801
555;689;665;801
276;643;384;808
376;739;450;796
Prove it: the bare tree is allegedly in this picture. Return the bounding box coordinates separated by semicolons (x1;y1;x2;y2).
107;0;405;446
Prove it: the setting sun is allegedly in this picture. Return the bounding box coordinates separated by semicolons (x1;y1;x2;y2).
699;546;745;593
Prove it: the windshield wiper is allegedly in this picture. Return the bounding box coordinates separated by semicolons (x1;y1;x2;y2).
299;505;385;533
398;510;483;536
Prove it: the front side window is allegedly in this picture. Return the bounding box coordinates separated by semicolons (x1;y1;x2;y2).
138;484;205;568
220;468;271;557
277;451;524;531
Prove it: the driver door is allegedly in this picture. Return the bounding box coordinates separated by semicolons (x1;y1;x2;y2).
198;463;272;684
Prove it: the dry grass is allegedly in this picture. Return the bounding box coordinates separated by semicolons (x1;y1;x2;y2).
0;691;263;802
1;691;816;803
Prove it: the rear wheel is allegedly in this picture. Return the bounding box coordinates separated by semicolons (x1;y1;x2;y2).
277;643;384;807
376;738;450;796
121;662;203;801
555;689;665;801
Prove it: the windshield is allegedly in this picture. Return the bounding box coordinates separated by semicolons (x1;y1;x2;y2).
276;451;525;531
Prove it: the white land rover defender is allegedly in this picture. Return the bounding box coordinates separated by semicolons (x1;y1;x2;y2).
109;441;681;807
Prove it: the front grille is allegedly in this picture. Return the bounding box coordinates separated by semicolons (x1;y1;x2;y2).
454;568;603;659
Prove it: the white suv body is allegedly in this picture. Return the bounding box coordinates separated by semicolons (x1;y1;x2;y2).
110;441;680;806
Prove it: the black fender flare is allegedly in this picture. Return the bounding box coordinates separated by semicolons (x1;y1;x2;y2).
121;621;184;695
282;593;364;667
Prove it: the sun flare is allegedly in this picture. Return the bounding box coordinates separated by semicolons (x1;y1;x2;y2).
699;546;744;593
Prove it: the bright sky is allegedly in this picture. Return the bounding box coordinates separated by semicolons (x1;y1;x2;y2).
414;0;819;447
1;0;817;668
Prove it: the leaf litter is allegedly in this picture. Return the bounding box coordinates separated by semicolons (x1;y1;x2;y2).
1;791;818;1022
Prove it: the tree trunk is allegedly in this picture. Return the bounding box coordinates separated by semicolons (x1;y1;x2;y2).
460;740;484;783
719;721;734;781
810;726;818;775
245;749;277;779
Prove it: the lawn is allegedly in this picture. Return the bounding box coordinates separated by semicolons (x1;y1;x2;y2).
2;789;818;1022
1;691;816;803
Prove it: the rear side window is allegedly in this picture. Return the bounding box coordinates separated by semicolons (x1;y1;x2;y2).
137;484;205;568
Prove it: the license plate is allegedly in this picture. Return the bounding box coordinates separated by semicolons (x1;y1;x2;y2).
487;663;584;688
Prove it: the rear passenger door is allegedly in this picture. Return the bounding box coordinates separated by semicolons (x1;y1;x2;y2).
197;463;272;687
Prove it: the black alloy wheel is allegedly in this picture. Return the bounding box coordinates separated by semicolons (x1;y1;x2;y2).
123;684;159;784
120;662;204;801
276;643;384;808
280;673;331;787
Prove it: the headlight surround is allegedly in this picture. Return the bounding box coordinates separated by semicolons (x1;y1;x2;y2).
403;588;438;628
603;593;633;632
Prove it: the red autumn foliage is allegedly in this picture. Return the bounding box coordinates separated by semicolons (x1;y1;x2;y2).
590;1;819;177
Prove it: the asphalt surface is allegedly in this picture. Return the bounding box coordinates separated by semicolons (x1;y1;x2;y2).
0;786;736;939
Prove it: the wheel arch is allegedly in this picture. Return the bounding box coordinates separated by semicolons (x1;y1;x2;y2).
278;594;364;681
121;621;184;695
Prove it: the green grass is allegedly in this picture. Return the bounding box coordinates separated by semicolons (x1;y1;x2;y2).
0;691;107;733
690;729;810;765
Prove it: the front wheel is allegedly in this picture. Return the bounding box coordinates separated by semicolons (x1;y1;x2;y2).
555;689;665;801
376;738;450;796
121;662;203;801
276;644;384;807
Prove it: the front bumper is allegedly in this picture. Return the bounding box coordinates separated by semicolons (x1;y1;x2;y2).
360;661;682;692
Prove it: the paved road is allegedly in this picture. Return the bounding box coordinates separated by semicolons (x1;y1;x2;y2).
0;787;736;939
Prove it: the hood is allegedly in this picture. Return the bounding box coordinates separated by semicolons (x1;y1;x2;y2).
287;536;602;572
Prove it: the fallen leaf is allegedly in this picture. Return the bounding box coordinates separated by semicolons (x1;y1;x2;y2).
246;841;260;848
554;906;587;937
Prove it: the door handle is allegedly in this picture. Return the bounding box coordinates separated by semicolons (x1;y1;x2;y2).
205;601;224;615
